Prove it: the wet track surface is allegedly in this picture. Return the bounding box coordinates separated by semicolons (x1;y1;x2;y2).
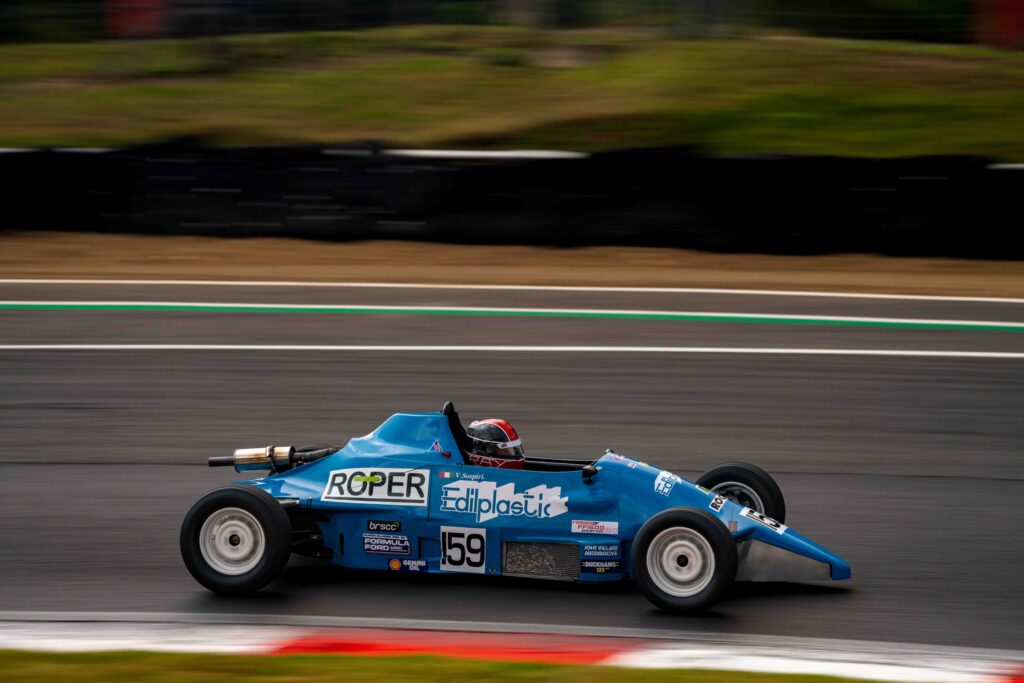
0;282;1022;649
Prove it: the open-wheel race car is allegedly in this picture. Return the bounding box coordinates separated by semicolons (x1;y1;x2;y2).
180;402;850;612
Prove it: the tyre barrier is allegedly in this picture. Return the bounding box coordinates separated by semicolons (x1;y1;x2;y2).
2;140;1020;258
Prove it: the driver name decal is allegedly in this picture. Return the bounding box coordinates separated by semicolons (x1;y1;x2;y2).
440;480;568;523
321;468;430;506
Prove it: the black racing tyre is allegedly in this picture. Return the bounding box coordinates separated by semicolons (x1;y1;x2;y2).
180;485;293;595
631;508;737;613
696;461;786;524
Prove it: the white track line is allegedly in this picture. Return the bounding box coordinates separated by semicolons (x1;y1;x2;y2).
1;300;1022;328
0;345;1021;358
0;279;1021;304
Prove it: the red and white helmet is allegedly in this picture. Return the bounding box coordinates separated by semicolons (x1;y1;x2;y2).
465;418;525;469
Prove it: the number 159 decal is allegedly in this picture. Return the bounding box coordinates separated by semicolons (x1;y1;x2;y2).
440;526;486;574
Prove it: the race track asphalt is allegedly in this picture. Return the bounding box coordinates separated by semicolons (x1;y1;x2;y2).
0;281;1021;650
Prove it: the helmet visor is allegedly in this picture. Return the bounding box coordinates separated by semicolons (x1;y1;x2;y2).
471;436;525;460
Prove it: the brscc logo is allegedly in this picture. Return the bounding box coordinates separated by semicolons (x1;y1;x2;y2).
440;480;568;523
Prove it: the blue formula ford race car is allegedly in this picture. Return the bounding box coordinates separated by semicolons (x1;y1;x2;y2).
180;402;850;613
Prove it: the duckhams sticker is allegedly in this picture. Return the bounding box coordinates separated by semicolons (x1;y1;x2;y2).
440;480;568;523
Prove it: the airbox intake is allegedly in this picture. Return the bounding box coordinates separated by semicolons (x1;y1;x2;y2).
502;542;579;581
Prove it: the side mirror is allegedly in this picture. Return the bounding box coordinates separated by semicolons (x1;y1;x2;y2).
582;464;598;484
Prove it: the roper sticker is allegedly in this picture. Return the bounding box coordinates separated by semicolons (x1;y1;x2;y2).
321;468;429;506
740;507;788;534
440;526;486;574
709;494;726;512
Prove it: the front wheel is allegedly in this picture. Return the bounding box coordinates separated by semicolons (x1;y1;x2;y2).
632;508;737;613
180;485;293;594
697;461;786;523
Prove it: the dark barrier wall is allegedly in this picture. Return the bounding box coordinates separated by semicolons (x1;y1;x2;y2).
3;140;1020;257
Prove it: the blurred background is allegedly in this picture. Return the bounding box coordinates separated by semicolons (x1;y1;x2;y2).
3;0;1020;44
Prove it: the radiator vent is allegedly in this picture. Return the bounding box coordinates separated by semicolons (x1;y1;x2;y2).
502;542;579;581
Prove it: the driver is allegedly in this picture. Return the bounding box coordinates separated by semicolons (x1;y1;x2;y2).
465;418;526;469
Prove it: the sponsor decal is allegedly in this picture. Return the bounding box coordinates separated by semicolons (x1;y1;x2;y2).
440;480;568;523
440;526;486;574
571;520;620;535
321;468;429;506
627;462;639;469
430;440;451;458
390;558;426;572
709;494;726;512
654;471;682;496
367;520;402;532
439;471;485;481
582;543;620;559
581;560;621;574
363;533;411;555
610;454;627;462
740;507;788;534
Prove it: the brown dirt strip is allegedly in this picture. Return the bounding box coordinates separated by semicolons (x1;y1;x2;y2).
1;232;1022;298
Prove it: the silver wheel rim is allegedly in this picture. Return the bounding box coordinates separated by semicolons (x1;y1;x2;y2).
199;507;265;576
712;481;764;513
646;527;716;597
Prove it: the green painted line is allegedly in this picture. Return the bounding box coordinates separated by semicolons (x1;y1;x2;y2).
1;302;1022;333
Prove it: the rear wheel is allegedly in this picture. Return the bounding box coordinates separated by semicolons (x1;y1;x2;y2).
180;485;292;594
697;461;786;523
632;508;737;613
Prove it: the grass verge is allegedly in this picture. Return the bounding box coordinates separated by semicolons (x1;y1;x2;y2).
0;650;887;683
2;26;1024;157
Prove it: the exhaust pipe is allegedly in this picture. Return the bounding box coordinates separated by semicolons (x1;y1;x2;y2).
231;446;295;472
208;445;335;472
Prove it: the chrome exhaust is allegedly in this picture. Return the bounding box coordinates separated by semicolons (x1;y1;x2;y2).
231;446;295;472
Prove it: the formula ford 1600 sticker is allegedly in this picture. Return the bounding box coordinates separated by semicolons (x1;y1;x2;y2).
362;533;411;555
571;520;619;535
